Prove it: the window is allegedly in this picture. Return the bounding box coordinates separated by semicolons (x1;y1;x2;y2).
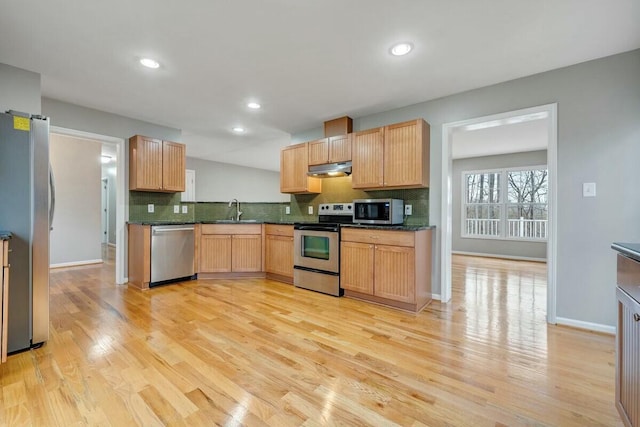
463;166;548;240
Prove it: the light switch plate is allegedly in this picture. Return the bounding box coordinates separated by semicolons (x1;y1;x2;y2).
182;205;188;214
308;206;313;215
583;182;596;197
147;204;154;213
174;205;180;213
405;204;412;215
285;206;291;215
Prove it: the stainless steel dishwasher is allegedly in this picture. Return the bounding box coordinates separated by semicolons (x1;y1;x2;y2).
150;224;195;286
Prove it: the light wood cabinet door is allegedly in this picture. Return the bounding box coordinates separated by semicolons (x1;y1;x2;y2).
280;143;321;194
200;235;232;272
374;245;415;303
308;138;329;165
232;235;262;272
129;135;162;191
340;241;375;295
383;119;429;188
351;127;384;189
162;141;186;192
616;287;640;427
265;234;294;277
328;134;352;163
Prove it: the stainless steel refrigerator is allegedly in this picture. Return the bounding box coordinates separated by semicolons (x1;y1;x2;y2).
0;110;51;353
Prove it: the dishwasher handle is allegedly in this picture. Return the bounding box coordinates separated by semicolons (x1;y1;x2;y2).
153;227;194;233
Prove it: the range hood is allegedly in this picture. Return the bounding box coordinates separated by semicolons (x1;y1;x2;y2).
307;161;352;178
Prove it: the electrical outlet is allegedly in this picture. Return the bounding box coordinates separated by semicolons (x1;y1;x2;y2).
182;205;188;214
285;206;291;215
308;206;313;215
173;205;180;213
405;204;412;215
147;204;154;213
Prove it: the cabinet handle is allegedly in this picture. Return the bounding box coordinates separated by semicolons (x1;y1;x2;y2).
634;313;640;322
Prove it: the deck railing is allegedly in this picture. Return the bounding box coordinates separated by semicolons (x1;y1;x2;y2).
465;218;547;239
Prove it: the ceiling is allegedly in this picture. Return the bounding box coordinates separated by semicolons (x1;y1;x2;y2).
2;1;639;171
452;116;548;159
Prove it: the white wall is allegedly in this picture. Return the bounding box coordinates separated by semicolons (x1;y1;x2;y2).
292;49;640;328
452;150;547;259
0;63;41;114
50;134;102;265
187;157;289;202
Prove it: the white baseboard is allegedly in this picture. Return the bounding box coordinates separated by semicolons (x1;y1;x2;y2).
555;317;615;335
452;250;546;263
50;259;103;269
431;294;441;301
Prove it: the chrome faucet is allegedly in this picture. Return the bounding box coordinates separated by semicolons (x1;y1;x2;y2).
229;198;242;221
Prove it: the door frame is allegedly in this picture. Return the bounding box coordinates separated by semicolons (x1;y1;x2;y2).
101;177;109;244
440;103;558;324
51;126;127;285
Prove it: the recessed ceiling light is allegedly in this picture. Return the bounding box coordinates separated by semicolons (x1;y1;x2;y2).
390;42;413;56
140;58;160;69
247;102;261;109
232;127;245;133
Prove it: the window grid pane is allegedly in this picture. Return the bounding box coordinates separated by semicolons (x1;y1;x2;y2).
464;168;548;240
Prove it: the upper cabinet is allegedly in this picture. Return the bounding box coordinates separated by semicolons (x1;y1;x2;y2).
280;142;321;194
351;127;385;188
129;135;186;192
308;134;352;166
352;119;430;190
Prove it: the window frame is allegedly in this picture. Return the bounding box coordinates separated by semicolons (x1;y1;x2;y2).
461;165;548;242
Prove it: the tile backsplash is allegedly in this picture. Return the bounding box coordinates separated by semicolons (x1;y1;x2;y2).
129;177;429;225
290;176;429;225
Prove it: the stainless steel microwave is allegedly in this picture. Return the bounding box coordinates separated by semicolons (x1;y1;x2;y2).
353;199;404;225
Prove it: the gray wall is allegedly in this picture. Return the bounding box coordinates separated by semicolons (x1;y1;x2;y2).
187;157;289;202
50;134;102;265
292;49;640;328
452;150;547;259
0;63;41;114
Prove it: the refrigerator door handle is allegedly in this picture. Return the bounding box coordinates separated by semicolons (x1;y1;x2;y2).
49;165;56;231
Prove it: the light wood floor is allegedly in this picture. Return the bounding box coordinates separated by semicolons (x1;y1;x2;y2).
0;254;620;426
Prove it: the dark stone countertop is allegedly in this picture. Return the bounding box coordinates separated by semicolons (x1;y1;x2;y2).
0;231;12;240
612;242;640;263
126;221;432;230
341;224;435;231
612;242;640;304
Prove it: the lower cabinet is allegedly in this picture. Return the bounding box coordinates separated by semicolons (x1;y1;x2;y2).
265;224;294;283
341;227;432;312
199;224;262;276
616;252;640;427
128;224;152;289
617;287;640;427
1;239;9;363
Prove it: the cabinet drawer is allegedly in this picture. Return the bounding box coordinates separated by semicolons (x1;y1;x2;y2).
201;224;262;235
265;224;293;237
341;228;414;247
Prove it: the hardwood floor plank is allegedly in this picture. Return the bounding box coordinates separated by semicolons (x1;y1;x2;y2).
0;251;622;426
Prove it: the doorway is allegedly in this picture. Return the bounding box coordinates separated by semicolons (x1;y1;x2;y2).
50;126;127;285
441;103;558;324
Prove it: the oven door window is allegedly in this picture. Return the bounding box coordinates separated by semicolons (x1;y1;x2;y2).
302;235;330;260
